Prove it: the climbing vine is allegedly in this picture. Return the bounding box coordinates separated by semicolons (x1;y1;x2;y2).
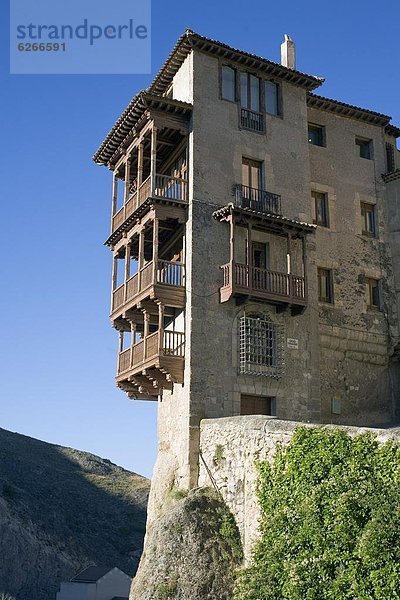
234;427;400;600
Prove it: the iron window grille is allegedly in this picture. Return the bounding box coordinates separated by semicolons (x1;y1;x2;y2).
239;315;284;378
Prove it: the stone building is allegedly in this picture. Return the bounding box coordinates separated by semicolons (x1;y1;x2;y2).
94;30;400;495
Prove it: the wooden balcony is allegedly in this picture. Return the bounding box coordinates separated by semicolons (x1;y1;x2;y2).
111;260;185;320
220;261;307;308
111;174;188;237
233;184;282;216
240;108;265;133
116;330;185;399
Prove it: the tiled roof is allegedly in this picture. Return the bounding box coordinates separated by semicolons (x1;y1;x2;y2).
148;29;324;97
71;566;112;582
213;204;316;233
307;92;393;127
93;93;192;166
382;169;400;183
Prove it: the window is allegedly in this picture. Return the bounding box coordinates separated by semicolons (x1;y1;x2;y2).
331;398;341;415
386;142;396;173
308;123;325;146
240;72;260;112
366;278;380;309
265;80;281;116
312;191;329;227
221;65;236;101
242;157;262;190
240;394;276;416
356;137;372;159
361;202;376;236
318;268;334;303
239;315;284;378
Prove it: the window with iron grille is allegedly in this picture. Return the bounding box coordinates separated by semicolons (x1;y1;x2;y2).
239;315;284;378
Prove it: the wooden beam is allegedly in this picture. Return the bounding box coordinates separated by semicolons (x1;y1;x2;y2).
153;217;159;283
124;155;131;204
150;125;158;195
137;142;144;187
247;221;252;291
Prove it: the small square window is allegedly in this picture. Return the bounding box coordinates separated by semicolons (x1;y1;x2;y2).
221;65;236;102
366;278;380;309
312;191;329;227
356;137;372;159
361;202;376;237
308;123;325;147
318;268;334;303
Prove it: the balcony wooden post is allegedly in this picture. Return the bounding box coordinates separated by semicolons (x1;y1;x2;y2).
287;231;292;298
130;322;136;367
153;217;159;284
138;227;145;291
112;254;118;291
158;302;164;353
247;221;253;290
302;235;308;300
286;231;292;274
228;212;235;290
124;242;131;301
150;125;158;195
137;143;144;187
118;331;124;353
111;172;118;216
124;155;131;205
143;310;150;361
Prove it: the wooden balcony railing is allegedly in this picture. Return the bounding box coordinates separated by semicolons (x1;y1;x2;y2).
221;261;306;304
157;260;185;286
117;330;185;375
111;261;185;314
233;184;282;216
111;173;188;234
240;108;265;133
154;174;188;202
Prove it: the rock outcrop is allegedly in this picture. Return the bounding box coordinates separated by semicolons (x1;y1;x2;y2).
130;488;243;600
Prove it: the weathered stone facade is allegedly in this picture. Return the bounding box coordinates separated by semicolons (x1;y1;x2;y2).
94;30;400;591
198;416;400;557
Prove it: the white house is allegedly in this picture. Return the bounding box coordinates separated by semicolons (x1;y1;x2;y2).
56;566;131;600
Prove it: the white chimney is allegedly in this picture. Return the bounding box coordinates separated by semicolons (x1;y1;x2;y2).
281;34;296;70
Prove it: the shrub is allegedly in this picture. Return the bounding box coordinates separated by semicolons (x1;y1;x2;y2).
234;427;400;600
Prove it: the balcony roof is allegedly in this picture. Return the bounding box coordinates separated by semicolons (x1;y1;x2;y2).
213;204;316;234
93;92;192;166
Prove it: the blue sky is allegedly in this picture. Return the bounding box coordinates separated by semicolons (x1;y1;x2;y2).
1;0;399;478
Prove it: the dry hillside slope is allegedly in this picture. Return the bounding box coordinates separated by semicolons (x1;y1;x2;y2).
0;427;149;600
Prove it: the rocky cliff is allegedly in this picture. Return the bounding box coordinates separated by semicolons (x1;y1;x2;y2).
0;428;150;600
130;488;243;600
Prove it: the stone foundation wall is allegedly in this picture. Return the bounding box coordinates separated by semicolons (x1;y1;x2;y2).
198;416;400;558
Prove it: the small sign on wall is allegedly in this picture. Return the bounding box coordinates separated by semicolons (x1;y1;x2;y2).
287;338;299;349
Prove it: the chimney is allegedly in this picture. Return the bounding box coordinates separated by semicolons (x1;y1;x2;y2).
281;34;296;70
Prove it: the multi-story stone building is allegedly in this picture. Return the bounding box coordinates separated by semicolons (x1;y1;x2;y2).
94;30;400;491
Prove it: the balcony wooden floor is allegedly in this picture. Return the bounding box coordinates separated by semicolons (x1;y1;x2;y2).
116;330;184;400
220;261;307;311
111;260;185;323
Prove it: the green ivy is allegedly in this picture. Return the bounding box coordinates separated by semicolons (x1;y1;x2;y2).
234;427;400;600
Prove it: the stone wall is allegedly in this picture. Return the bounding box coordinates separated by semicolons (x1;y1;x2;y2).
198;416;400;558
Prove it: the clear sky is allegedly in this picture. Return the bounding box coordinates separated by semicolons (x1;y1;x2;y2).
1;0;399;478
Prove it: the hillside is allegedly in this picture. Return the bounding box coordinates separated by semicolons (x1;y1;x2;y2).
0;427;150;600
